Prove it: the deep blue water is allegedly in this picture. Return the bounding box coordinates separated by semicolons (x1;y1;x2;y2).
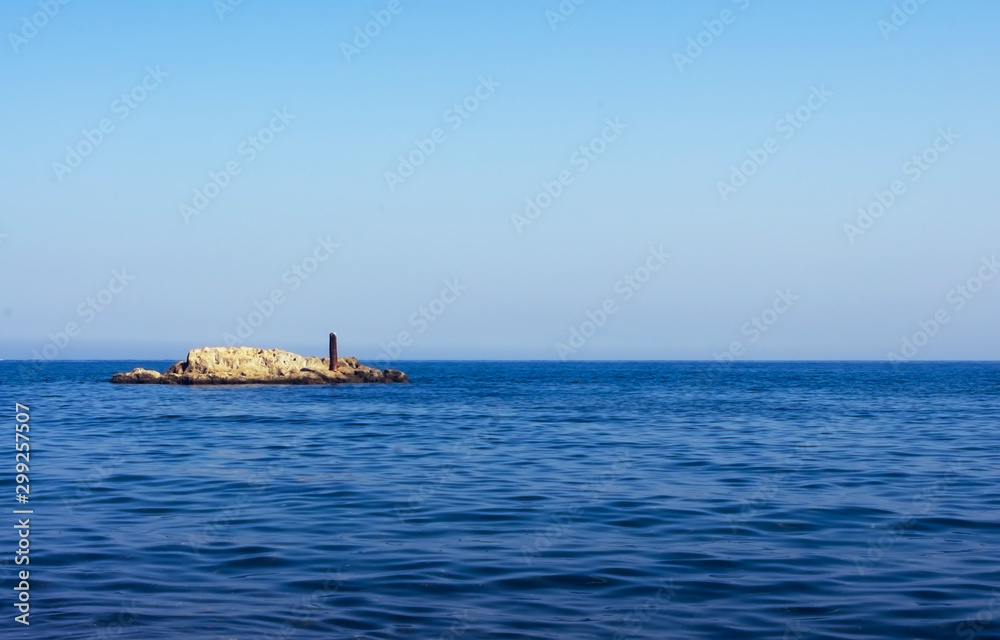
2;361;999;640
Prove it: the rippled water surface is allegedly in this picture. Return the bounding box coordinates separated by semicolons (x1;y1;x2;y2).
3;361;1000;639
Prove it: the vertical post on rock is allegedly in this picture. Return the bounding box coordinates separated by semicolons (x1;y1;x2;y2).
329;332;338;370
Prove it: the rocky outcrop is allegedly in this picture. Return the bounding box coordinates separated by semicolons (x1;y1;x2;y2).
111;347;408;385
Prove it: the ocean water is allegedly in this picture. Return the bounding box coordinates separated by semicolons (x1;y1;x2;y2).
2;361;999;640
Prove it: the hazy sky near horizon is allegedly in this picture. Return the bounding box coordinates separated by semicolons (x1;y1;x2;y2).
1;0;998;361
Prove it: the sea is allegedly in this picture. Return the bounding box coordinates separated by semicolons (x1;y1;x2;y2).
2;360;999;640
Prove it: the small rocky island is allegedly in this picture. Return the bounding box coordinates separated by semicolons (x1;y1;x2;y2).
111;340;408;386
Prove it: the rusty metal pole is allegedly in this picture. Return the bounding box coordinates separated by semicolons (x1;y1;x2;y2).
329;333;338;370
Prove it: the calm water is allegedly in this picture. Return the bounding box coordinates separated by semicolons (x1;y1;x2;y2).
2;361;999;640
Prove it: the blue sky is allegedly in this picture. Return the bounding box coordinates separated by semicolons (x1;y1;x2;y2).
1;0;998;361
